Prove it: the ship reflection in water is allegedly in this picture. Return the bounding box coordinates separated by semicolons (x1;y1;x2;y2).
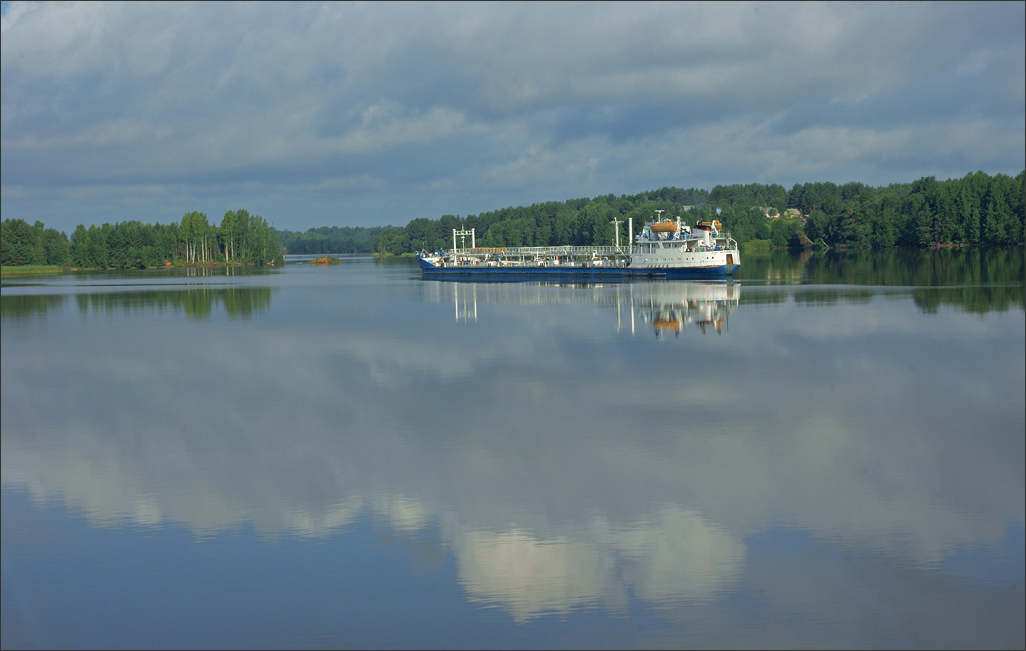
423;279;740;338
634;280;737;337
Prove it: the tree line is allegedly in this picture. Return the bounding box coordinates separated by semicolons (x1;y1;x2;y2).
3;171;1022;267
372;170;1025;255
1;209;285;268
272;225;387;255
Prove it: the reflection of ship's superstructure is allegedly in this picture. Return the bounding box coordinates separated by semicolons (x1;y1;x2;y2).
634;280;739;337
424;280;740;337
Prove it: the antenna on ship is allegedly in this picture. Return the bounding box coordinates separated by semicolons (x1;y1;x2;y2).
611;217;622;249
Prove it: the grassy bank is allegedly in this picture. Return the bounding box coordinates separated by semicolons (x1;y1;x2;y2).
1;264;64;275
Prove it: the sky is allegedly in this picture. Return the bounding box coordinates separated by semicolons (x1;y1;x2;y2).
1;1;1024;234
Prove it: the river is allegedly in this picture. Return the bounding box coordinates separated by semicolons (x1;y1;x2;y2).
2;248;1023;649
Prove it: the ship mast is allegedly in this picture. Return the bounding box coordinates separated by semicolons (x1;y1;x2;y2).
453;228;475;251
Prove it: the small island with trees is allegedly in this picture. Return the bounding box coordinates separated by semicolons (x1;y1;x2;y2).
305;256;344;266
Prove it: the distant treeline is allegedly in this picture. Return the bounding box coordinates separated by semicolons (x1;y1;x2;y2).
272;225;387;255
1;209;284;268
372;170;1025;255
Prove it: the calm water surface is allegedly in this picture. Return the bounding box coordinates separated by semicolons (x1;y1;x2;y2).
2;249;1024;649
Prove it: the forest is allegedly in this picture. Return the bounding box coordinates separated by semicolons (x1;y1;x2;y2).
272;225;387;255
1;208;284;268
371;170;1025;256
2;171;1023;268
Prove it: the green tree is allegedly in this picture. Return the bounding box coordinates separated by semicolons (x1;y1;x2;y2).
1;218;44;266
180;211;212;263
374;226;410;256
983;174;1017;245
70;225;109;268
41;227;70;265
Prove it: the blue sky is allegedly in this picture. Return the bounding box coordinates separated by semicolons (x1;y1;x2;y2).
2;1;1023;234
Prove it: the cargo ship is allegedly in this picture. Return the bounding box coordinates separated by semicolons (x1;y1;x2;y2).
417;213;739;280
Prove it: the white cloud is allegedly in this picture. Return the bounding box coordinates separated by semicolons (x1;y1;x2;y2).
1;1;1023;232
0;0;40;33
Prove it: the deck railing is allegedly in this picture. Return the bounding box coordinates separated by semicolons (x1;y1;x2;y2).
453;232;736;256
459;245;625;257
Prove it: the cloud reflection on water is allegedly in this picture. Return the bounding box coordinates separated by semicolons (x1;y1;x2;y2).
1;280;1023;624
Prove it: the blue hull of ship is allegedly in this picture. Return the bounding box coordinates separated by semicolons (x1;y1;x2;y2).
419;264;739;281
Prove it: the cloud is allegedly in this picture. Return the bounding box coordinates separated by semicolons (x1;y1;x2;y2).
451;507;746;621
1;1;1023;233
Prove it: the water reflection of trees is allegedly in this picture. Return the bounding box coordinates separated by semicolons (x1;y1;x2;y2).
76;288;273;320
0;294;67;320
740;248;1025;313
1;288;273;320
911;286;1025;315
